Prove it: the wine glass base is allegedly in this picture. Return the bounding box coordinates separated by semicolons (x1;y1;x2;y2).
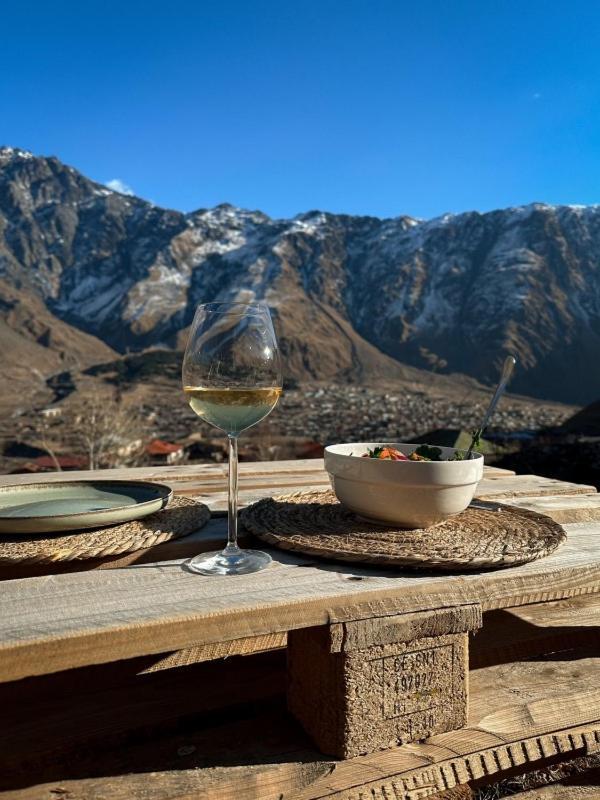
186;548;272;576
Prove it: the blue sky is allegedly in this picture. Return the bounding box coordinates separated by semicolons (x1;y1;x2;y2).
2;1;599;219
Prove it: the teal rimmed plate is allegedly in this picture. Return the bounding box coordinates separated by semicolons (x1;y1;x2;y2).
0;480;173;534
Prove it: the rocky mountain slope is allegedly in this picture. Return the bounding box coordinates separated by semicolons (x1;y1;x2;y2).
1;146;599;404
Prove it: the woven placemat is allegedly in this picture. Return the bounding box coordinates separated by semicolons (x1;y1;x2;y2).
241;489;566;571
0;496;210;565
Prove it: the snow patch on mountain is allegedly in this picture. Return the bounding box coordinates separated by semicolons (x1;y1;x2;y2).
57;274;125;322
0;146;34;163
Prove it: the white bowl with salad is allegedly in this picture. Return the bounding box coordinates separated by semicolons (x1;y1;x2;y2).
324;442;484;529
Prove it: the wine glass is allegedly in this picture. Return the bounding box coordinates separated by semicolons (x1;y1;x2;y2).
182;302;282;575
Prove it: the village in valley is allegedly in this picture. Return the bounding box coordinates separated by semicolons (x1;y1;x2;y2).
0;377;580;477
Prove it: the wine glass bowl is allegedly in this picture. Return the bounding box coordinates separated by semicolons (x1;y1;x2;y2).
182;302;282;575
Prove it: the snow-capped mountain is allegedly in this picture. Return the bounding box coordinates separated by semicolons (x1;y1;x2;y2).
1;146;600;403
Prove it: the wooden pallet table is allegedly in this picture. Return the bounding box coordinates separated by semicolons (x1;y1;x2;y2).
0;459;599;799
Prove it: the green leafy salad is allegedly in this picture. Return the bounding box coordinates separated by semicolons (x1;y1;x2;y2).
362;444;465;462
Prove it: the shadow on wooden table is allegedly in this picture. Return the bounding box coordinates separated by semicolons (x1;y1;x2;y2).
472;603;600;668
0;649;334;795
2;605;599;795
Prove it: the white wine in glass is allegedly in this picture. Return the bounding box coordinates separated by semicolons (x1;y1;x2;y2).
182;302;282;575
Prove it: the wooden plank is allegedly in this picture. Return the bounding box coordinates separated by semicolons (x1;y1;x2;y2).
1;522;600;682
201;474;596;512
172;476;331;506
298;650;600;799
0;459;329;487
1;709;327;799
505;494;600;523
0;651;287;783
192;473;596;513
0;461;515;489
0;463;516;516
476;474;596;500
174;471;330;493
190;486;319;511
507;773;600;798
3;651;599;800
4;490;600;582
472;593;600;668
4;757;476;800
138;632;288;672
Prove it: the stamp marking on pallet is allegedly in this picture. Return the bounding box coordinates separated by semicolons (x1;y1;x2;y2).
288;605;481;758
382;642;455;718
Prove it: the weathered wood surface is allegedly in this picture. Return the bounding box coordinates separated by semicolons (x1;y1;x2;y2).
1;596;592;777
0;460;547;515
3;649;599;799
2;481;599;582
508;776;600;798
0;459;515;487
2;519;600;682
472;593;600;668
137;591;600;682
0;650;287;786
330;603;482;652
1;460;600;797
25;581;577;680
297;647;600;800
287;604;481;757
475;474;596;500
176;472;596;513
138;631;288;672
507;493;600;523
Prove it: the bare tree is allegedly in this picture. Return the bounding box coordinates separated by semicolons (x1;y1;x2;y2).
37;415;63;471
70;394;146;470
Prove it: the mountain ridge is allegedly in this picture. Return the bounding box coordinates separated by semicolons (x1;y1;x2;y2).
1;146;599;404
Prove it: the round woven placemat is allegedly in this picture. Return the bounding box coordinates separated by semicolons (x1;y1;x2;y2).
241;489;566;571
0;496;210;565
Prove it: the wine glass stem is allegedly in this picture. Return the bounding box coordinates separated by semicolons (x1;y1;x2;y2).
225;433;240;553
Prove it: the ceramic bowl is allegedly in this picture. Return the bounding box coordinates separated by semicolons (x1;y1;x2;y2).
324;442;484;529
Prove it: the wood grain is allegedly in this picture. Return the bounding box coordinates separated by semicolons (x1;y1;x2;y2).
138;632;288;672
507;778;600;799
0;651;287;782
3;651;599;800
0;462;520;515
475;474;596;500
4;591;594;776
506;493;600;523
146;593;595;681
0;460;515;488
0;459;330;487
191;473;596;512
298;649;600;799
3;488;600;582
2;487;598;582
472;593;600;667
2;521;600;682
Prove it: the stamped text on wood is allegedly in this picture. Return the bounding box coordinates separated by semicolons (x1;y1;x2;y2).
287;603;481;758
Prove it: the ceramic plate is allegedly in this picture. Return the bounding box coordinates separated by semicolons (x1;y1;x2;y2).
0;480;173;534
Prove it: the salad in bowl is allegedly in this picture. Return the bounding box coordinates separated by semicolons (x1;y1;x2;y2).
324;442;484;528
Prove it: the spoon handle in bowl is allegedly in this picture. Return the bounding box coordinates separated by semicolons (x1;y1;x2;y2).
466;355;516;459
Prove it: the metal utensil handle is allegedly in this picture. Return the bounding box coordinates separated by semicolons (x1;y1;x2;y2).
480;355;516;433
466;355;516;459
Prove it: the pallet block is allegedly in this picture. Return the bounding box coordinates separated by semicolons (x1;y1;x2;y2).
287;603;482;758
